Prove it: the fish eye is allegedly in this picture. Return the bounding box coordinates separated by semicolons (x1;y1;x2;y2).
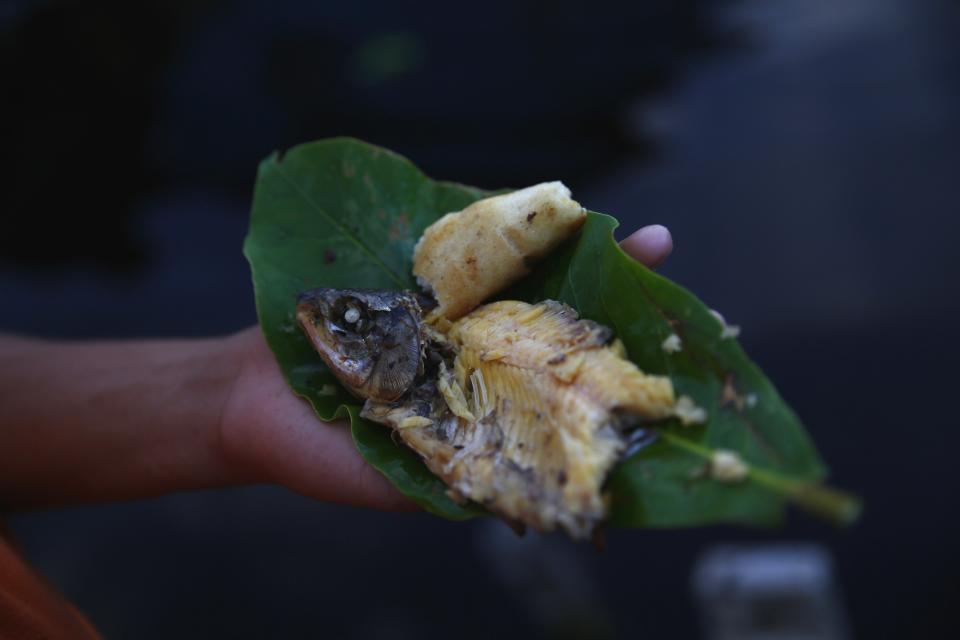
344;306;360;324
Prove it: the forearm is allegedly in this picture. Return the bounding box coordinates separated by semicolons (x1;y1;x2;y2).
0;332;246;511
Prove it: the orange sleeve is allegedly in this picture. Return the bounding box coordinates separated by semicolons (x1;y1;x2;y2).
0;526;101;640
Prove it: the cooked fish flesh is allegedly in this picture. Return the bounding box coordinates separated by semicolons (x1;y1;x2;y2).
297;288;677;539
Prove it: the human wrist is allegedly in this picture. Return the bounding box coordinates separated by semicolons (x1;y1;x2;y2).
211;326;278;487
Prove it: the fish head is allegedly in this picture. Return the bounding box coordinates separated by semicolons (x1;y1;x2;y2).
296;288;424;402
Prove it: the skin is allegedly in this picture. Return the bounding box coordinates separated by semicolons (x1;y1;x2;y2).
0;225;673;514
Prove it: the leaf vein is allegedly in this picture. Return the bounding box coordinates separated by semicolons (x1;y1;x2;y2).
272;160;407;288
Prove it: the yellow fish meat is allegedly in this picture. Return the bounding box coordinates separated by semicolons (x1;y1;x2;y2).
297;290;677;539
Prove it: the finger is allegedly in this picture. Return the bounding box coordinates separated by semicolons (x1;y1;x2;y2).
620;224;673;268
271;412;418;512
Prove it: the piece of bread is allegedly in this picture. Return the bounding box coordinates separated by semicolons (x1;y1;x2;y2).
413;182;586;320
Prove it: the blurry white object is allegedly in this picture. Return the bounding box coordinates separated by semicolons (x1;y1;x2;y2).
693;544;851;640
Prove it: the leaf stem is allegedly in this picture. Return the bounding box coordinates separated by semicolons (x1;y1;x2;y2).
659;431;862;525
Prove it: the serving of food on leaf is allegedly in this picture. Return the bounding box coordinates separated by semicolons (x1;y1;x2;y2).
245;138;860;539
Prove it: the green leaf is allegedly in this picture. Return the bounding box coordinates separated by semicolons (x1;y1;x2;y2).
244;138;486;519
244;137;860;527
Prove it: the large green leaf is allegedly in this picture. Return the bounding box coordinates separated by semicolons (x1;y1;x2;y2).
244;137;859;527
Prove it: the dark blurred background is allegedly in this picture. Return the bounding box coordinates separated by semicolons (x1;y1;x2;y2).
2;0;958;637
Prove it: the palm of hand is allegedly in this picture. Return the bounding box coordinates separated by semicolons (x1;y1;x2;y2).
219;326;413;509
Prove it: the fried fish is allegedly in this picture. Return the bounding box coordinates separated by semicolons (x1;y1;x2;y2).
296;289;677;539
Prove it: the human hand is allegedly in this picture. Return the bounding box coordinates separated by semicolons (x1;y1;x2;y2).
217;224;674;511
